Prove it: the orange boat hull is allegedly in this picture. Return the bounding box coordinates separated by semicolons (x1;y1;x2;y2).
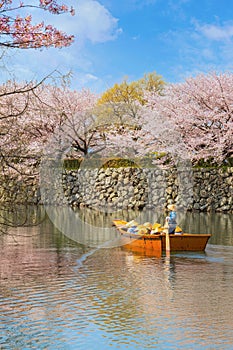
121;233;162;257
160;233;211;251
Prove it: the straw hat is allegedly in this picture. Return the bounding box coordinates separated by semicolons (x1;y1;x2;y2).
167;204;176;211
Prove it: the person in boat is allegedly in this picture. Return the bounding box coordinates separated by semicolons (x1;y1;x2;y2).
165;204;177;234
126;220;138;234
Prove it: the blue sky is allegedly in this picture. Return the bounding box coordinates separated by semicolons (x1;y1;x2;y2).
2;0;233;93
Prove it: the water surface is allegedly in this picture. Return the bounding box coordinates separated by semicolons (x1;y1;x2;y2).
0;210;233;349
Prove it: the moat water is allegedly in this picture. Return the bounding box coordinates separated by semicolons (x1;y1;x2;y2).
0;208;233;349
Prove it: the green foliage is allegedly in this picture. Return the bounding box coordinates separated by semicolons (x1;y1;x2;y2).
95;72;165;127
193;156;233;168
98;71;165;107
63;158;82;170
226;157;233;166
63;157;140;170
63;154;233;171
101;158;139;169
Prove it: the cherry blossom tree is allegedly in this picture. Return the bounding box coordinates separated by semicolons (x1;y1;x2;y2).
0;0;76;193
0;1;76;231
0;80;101;230
0;82;100;189
144;72;233;164
0;80;43;212
101;106;187;165
26;84;101;160
103;72;233;166
0;78;56;179
0;0;75;49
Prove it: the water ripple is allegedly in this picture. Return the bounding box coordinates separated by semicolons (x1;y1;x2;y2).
1;236;233;349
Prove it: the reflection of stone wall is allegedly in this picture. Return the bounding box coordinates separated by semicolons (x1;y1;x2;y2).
1;166;233;212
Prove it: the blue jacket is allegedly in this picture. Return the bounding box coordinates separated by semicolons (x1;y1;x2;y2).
168;211;177;225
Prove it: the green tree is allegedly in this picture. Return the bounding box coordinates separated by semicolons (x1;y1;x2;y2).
96;72;165;125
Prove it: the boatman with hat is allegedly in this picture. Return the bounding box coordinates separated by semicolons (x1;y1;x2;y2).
165;204;177;234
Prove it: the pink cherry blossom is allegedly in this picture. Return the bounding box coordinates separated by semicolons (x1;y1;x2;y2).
0;0;75;49
144;72;233;164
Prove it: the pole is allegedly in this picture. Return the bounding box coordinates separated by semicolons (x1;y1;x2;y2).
164;221;170;256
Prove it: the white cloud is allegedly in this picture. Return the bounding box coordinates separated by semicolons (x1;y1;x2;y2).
194;22;233;41
158;21;233;84
74;0;123;43
14;0;122;44
85;73;98;81
0;0;123;93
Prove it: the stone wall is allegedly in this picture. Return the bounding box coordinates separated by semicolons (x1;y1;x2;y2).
1;166;233;212
62;166;233;212
193;168;233;211
0;176;39;204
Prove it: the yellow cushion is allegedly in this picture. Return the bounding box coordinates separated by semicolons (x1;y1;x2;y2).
152;222;161;230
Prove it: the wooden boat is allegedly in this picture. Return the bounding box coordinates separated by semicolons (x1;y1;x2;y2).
113;219;211;255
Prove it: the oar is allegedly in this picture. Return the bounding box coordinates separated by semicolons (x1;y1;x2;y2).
164;220;170;256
